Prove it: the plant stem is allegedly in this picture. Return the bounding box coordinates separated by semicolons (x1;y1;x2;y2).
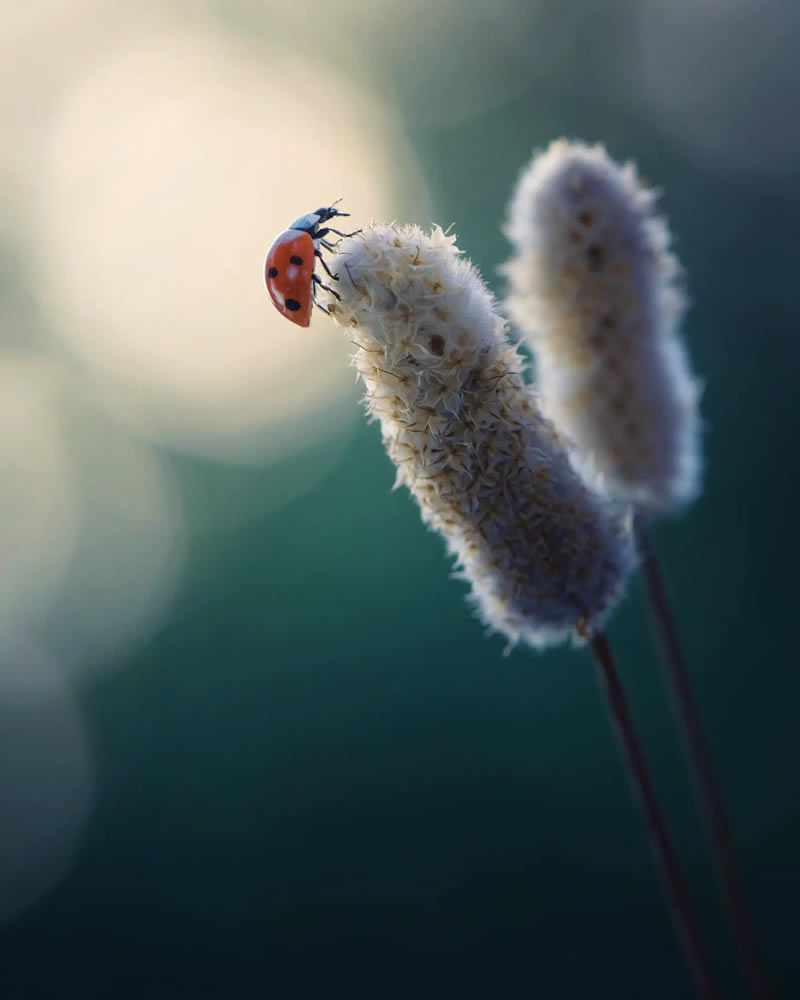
590;631;723;1000
635;519;770;1000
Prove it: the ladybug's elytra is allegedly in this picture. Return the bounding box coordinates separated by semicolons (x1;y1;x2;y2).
263;202;360;327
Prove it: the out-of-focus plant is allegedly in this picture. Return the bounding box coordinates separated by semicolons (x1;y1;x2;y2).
504;140;768;1000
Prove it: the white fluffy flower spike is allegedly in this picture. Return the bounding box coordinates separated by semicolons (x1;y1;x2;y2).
504;140;702;515
325;223;634;649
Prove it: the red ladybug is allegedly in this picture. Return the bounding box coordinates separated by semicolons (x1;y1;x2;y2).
263;202;359;327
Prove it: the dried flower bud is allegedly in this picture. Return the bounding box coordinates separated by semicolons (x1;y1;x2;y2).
326;223;634;648
504;140;702;515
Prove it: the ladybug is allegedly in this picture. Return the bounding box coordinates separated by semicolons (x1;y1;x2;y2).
263;202;360;327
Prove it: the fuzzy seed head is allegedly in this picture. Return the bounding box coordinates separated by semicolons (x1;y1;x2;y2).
325;223;634;648
504;140;702;515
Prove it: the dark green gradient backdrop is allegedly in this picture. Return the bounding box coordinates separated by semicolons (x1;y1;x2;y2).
3;5;800;1000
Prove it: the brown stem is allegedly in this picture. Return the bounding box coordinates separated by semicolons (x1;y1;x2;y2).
635;519;770;1000
590;631;724;1000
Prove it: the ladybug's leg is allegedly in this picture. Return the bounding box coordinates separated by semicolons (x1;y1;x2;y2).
319;238;338;252
314;226;362;244
310;273;332;315
326;227;363;239
312;272;341;300
310;272;335;315
314;248;339;281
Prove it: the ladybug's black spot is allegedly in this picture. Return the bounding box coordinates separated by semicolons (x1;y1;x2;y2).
268;266;278;278
285;298;302;312
289;255;304;266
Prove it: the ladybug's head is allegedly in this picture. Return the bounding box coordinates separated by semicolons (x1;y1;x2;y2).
314;205;349;223
288;203;349;235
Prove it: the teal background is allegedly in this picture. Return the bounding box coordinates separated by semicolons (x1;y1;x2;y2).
2;1;800;998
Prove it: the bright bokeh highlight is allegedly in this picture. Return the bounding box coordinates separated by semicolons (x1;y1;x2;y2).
32;21;431;461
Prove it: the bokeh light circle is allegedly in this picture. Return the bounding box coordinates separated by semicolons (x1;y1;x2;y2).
0;635;93;925
39;377;184;673
0;357;183;678
0;358;78;625
32;24;432;462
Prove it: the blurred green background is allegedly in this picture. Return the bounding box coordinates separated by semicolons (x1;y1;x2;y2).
1;1;799;997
